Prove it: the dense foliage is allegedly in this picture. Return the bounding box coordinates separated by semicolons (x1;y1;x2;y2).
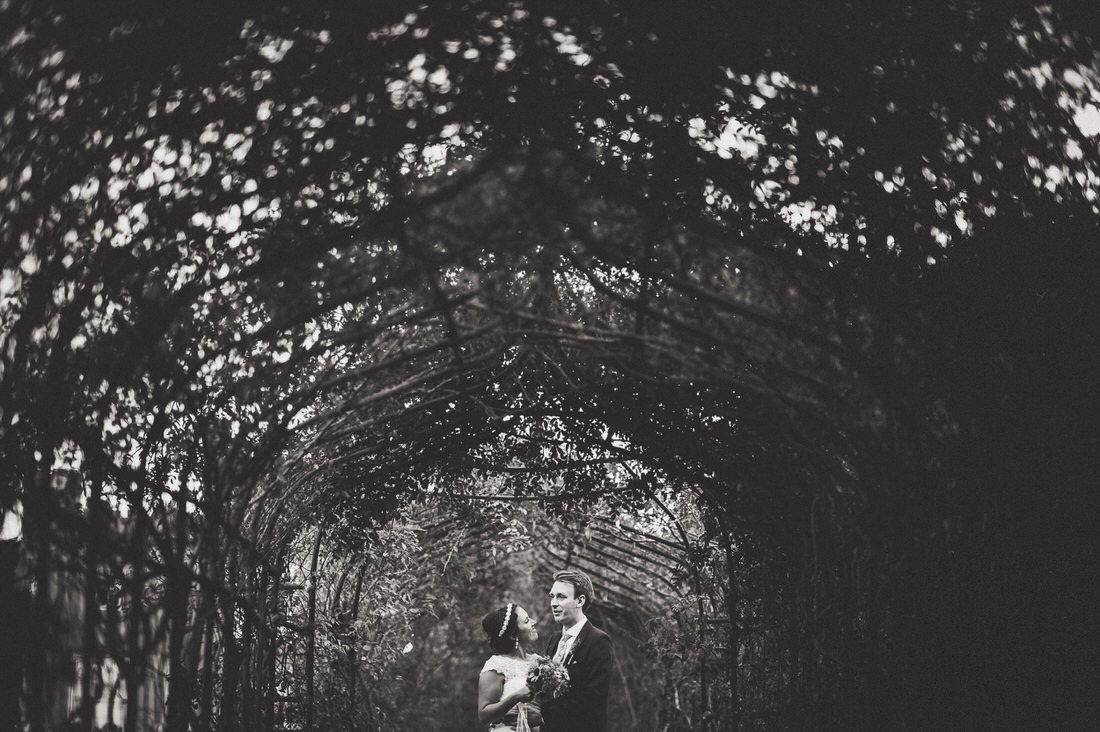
2;0;1099;730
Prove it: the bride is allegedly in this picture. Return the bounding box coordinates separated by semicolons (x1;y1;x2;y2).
477;603;544;731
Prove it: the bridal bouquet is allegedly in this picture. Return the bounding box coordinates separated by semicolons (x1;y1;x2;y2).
526;657;571;699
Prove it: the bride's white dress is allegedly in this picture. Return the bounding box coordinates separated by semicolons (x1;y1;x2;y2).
481;654;540;731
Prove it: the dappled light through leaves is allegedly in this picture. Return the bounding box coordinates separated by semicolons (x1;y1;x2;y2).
3;1;1100;730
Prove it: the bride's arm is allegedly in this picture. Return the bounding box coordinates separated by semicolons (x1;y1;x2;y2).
477;671;530;724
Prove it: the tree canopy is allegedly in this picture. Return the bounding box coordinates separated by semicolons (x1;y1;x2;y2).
2;1;1099;730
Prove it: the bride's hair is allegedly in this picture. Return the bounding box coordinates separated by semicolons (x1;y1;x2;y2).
482;603;519;653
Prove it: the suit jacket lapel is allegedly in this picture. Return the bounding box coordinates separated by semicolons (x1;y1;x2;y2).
547;630;563;660
563;622;591;667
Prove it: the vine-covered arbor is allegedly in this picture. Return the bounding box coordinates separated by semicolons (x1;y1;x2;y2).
3;2;1100;730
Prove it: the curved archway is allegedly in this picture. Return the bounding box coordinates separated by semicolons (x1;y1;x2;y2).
4;3;1099;731
169;142;889;732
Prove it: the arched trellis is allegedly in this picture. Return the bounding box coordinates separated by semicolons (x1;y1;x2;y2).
6;3;1097;731
1;135;892;731
0;141;884;732
258;494;737;732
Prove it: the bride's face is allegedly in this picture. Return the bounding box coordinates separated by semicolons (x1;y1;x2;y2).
514;607;539;646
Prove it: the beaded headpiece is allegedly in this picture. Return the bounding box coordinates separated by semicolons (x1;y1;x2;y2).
498;603;514;638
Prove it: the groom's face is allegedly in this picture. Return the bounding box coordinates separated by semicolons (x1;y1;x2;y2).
549;580;583;627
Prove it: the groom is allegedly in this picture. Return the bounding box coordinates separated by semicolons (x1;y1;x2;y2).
539;569;613;732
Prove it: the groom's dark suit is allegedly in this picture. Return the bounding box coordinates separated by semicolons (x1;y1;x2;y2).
541;620;613;732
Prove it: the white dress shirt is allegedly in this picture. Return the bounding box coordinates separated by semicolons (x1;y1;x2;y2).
555;616;588;662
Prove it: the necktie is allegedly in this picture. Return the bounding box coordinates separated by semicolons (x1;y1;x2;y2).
555;633;570;662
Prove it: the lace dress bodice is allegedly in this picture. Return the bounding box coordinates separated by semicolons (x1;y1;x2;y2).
481;655;539;731
481;654;532;698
